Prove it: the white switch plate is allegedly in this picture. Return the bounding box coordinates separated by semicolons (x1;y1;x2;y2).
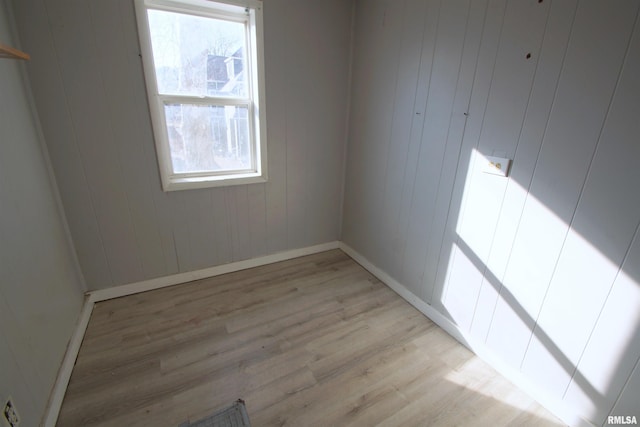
483;156;511;177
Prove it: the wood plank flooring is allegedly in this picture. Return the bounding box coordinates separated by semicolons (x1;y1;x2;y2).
57;250;564;426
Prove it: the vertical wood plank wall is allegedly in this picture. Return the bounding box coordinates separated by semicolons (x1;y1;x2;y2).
343;0;640;425
9;0;640;425
0;2;84;425
11;0;352;290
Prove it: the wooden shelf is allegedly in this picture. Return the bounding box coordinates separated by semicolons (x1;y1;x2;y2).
0;43;30;60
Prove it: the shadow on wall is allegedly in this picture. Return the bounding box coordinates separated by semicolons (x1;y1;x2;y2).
416;2;640;425
432;76;640;425
343;1;640;426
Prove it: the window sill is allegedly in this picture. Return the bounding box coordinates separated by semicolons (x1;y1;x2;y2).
163;172;267;191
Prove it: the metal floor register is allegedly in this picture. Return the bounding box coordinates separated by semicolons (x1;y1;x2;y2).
178;399;251;427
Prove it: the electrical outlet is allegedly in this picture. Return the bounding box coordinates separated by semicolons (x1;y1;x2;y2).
3;398;19;427
482;155;511;177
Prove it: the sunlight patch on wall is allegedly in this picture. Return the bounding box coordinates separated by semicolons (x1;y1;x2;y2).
439;148;640;423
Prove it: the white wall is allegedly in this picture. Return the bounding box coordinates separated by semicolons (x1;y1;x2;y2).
343;0;640;425
8;0;640;424
0;2;84;425
11;0;352;290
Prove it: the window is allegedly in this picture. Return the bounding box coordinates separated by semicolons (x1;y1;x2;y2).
135;0;267;191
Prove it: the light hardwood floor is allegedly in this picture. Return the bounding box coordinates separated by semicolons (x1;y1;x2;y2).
57;250;564;426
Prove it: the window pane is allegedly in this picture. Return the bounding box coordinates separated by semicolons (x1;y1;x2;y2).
164;104;252;174
148;9;247;98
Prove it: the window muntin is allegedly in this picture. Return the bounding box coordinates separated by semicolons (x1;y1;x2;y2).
136;0;266;190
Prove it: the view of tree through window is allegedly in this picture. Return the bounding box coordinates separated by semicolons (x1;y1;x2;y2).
147;8;251;174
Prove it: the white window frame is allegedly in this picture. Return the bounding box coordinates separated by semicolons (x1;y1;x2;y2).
135;0;267;191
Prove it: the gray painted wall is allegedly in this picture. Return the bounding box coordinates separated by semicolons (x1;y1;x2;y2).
0;2;84;425
12;0;352;290
343;0;640;425
8;0;640;424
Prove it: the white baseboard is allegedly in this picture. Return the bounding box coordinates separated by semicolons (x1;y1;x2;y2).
44;240;593;427
89;241;340;302
42;241;339;426
337;243;472;349
43;295;94;427
338;242;594;427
